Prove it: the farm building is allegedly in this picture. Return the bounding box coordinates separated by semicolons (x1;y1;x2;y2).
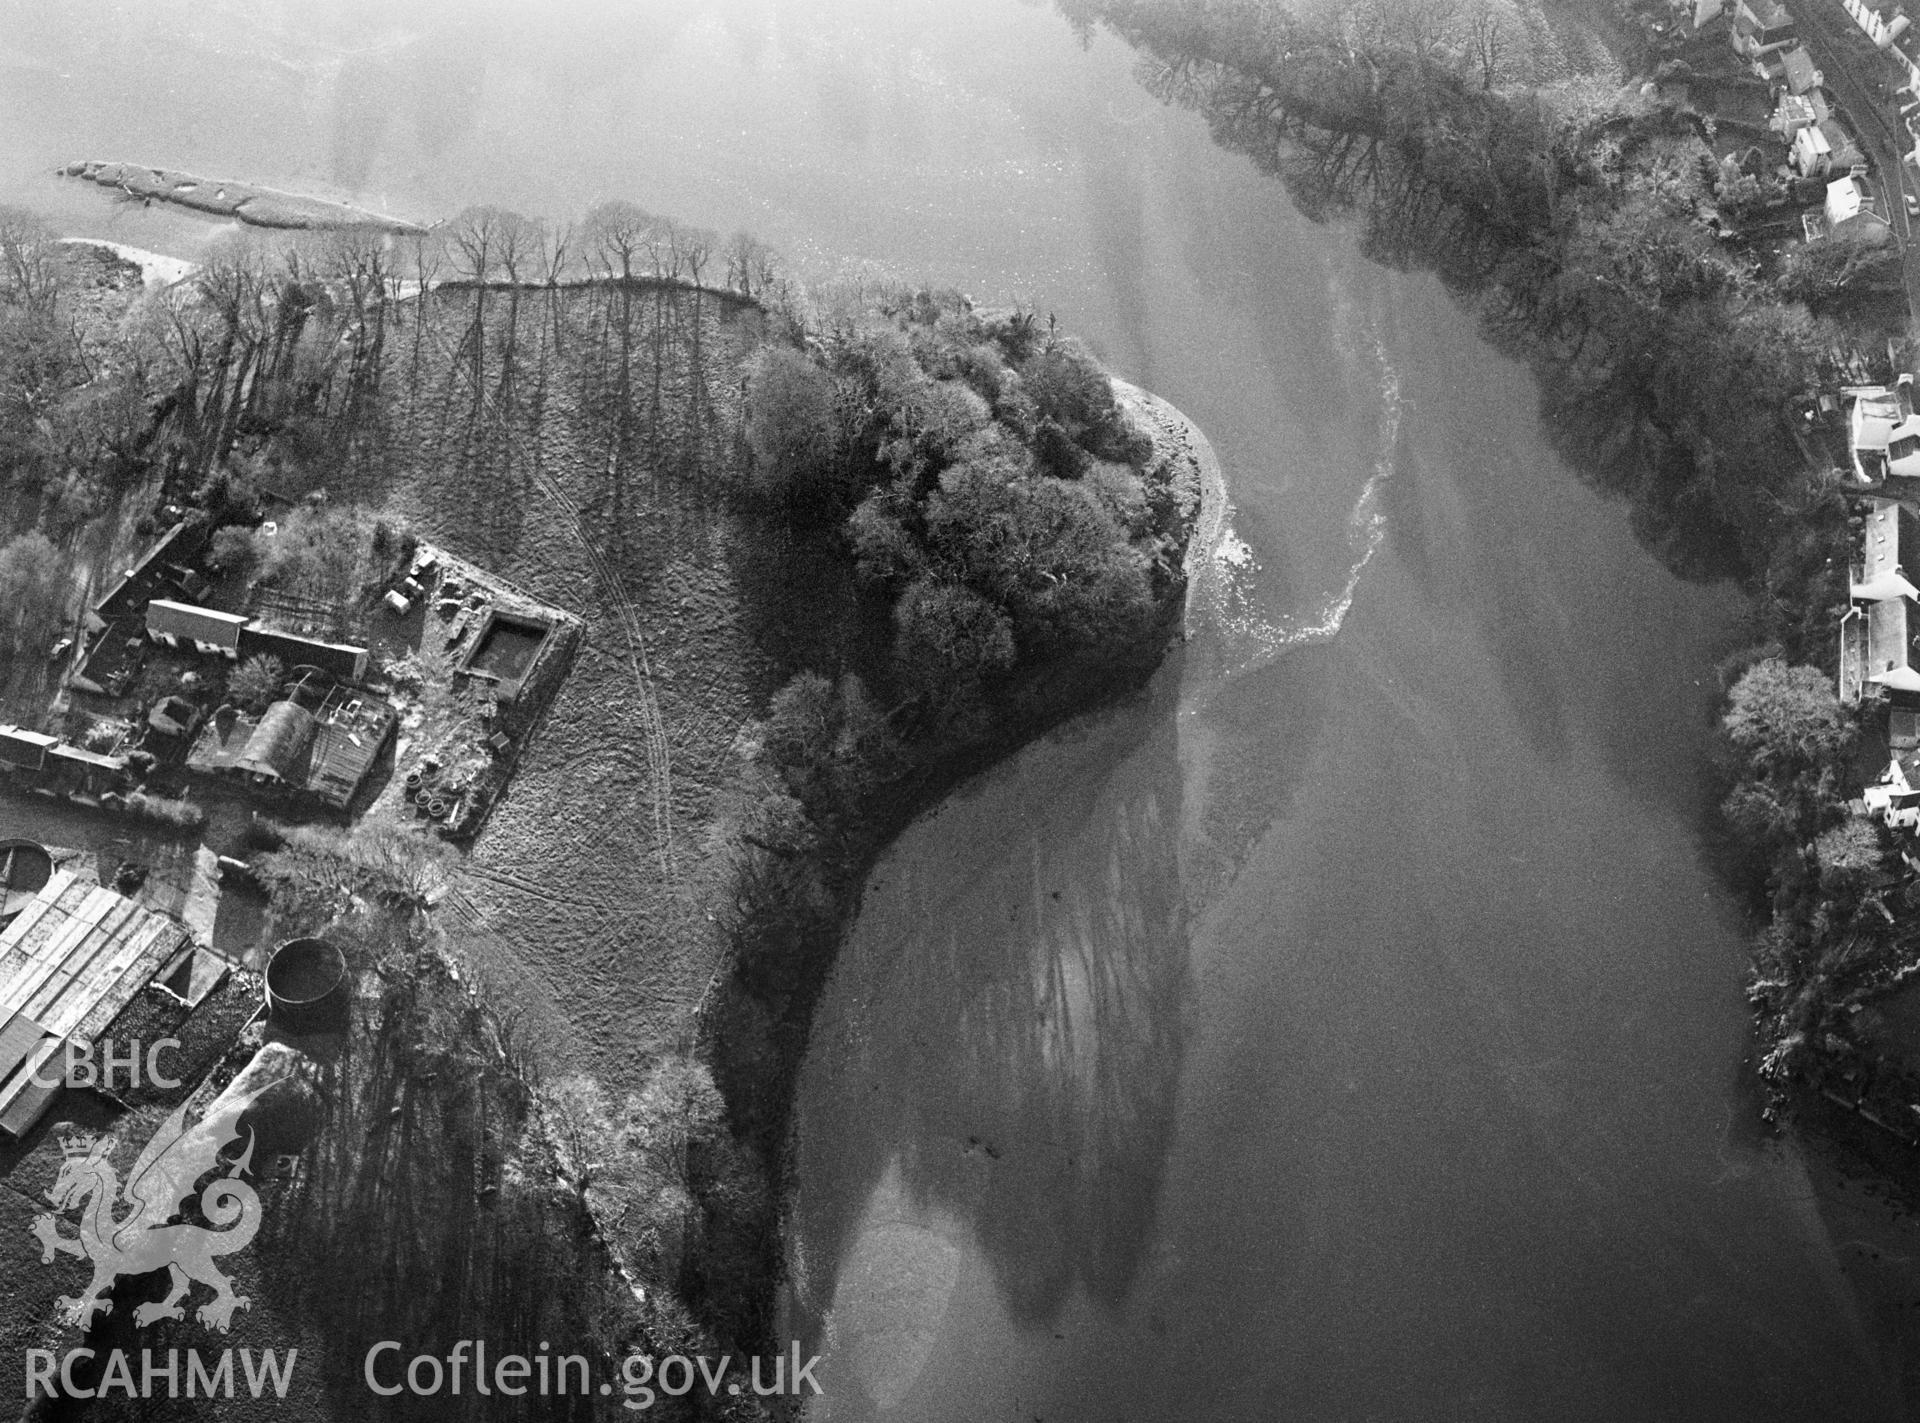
0;872;193;1138
44;744;127;798
87;516;210;632
143;599;370;681
236;701;317;783
237;625;369;683
0;726;58;774
303;689;399;809
0;727;126;798
146;598;248;658
187;690;395;810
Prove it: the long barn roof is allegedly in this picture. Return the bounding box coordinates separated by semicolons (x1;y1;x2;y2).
147;598;249;649
0;873;190;1137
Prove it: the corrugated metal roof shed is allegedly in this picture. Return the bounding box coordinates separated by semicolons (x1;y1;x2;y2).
306;697;397;809
235;701;317;783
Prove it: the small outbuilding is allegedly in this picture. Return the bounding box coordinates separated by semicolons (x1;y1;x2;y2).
0;726;58;774
148;695;201;739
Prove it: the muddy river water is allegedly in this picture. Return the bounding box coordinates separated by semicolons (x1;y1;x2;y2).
1;0;1913;1416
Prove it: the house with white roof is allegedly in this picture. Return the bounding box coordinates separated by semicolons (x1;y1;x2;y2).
1826;174;1895;243
1793;117;1867;178
1849;377;1920;485
1864;747;1920;828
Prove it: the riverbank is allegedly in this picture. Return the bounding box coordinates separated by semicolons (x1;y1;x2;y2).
1111;377;1229;607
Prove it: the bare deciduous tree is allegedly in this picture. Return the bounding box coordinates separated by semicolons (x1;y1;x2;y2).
1466;0;1506;89
677;225;717;289
0;206;61;315
542;219;576;287
583;200;655;282
447;206;506;285
724;230;778;297
492;211;541;287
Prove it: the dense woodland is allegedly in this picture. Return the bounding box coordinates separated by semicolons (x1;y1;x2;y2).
1055;0;1920;1116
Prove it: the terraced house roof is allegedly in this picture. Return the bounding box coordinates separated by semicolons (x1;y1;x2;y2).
1869;597;1920;693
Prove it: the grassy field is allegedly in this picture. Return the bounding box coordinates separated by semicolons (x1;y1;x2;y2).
329;280;798;1093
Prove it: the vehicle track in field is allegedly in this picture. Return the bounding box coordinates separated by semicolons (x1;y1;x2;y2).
427;320;685;915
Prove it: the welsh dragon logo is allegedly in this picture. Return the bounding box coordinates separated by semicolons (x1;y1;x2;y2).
30;1086;267;1332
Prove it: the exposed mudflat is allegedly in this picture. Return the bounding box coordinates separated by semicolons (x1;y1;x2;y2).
59;161;425;234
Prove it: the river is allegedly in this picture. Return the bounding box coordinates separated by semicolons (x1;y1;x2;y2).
1;1;1912;1417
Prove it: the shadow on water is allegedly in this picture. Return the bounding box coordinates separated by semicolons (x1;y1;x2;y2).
1175;637;1337;911
1379;277;1743;820
791;662;1195;1344
790;627;1344;1396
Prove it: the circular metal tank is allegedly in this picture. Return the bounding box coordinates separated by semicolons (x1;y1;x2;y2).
264;937;349;1033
